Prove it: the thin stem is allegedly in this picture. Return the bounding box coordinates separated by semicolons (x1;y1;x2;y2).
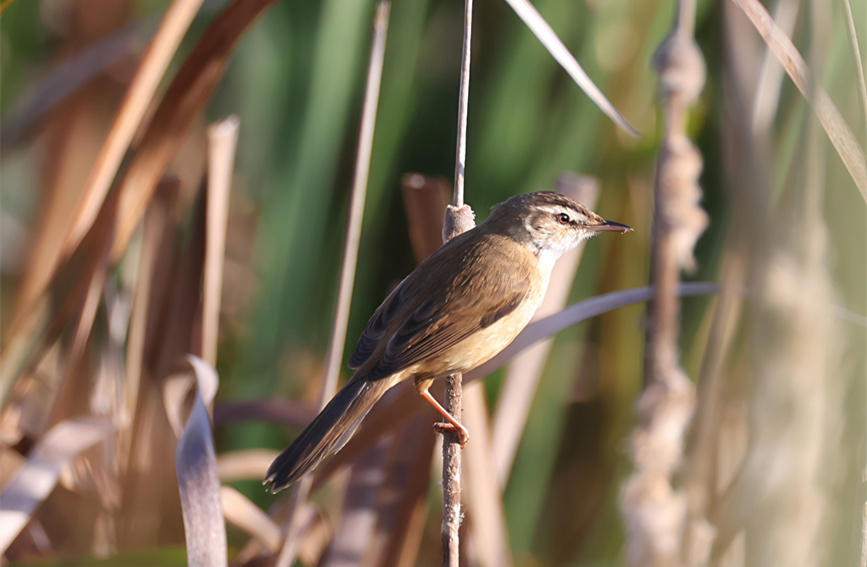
452;0;473;207
442;0;474;563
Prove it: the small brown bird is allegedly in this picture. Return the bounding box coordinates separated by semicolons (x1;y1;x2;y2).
266;191;631;492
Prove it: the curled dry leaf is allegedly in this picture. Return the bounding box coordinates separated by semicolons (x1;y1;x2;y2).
220;485;281;553
174;355;226;567
0;417;113;554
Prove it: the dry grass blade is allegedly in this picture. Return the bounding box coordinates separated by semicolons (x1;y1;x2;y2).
202;116;239;366
62;0;205;264
0;417;112;554
841;0;867;133
221;486;281;553
503;0;639;137
730;0;867;199
462;385;512;567
492;174;597;485
214;399;316;428
111;0;278;261
750;0;800;135
217;449;278;482
175;355;226;567
317;0;390;410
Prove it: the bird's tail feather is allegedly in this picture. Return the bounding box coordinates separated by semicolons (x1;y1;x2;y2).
265;377;388;493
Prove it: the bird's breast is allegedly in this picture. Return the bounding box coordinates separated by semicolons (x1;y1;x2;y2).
415;277;546;378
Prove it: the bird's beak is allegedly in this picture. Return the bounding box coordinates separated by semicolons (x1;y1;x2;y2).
589;219;633;234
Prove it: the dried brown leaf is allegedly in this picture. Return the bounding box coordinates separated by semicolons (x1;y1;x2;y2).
111;0;278;260
221;486;281;553
0;417;112;554
175;355;226;567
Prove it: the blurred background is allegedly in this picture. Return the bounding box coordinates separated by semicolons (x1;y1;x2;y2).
0;0;864;565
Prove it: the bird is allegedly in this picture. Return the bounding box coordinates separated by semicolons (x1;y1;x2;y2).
265;191;632;492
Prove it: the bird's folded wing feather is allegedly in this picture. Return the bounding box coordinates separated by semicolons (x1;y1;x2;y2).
348;232;532;381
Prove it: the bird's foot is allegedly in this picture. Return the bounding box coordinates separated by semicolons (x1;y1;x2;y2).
433;421;470;448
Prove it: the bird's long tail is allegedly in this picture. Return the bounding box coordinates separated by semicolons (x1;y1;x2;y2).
265;377;389;493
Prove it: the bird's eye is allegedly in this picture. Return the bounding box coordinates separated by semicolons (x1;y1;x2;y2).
556;213;571;225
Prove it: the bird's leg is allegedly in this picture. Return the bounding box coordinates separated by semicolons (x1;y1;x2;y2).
419;388;470;447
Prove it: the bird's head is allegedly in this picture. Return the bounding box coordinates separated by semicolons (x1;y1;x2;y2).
484;191;632;258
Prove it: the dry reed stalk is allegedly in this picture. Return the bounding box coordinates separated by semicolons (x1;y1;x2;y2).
200;116;239;367
110;0;278;261
621;0;708;564
0;417;113;555
750;0;800;136
721;120;842;567
462;384;511;567
274;5;390;565
58;0;204;278
730;0;867;198
440;0;475;562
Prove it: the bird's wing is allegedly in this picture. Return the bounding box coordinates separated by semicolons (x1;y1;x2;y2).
349;232;533;380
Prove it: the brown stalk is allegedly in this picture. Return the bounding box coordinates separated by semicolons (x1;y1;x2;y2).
274;5;390;565
117;179;179;480
110;0;277;261
2;0;275;409
200;116;239;367
0;186;120;416
622;0;708;564
462;384;511;567
119;182;207;549
441;0;475;564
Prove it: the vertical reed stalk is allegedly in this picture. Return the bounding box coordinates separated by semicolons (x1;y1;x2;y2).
621;0;708;564
441;0;474;564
